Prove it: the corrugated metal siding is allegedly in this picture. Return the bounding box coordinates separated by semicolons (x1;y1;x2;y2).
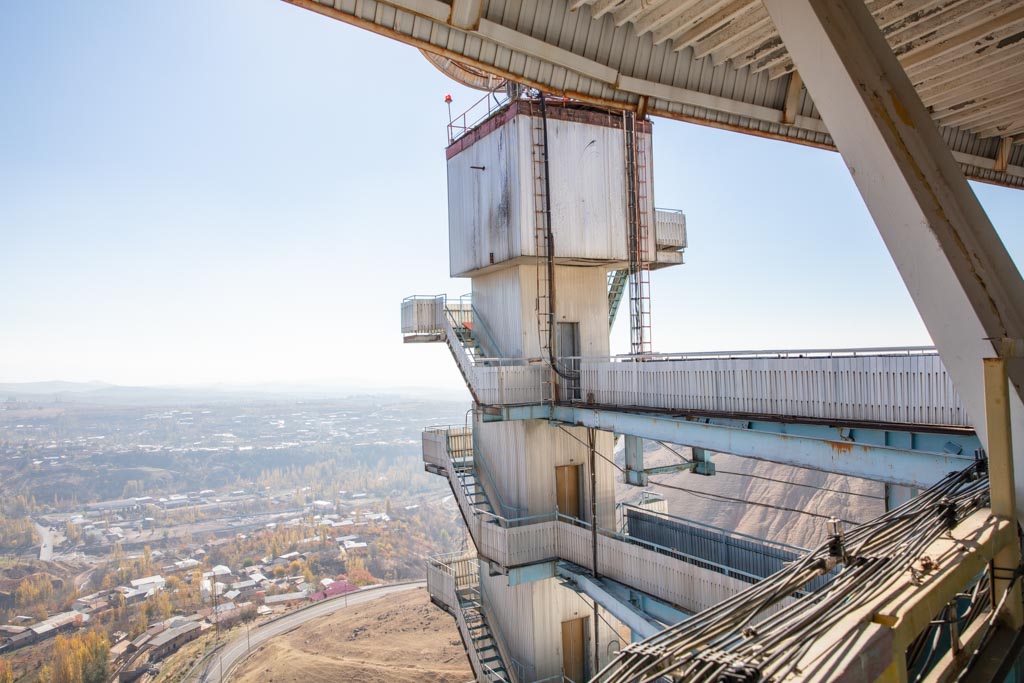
400;296;443;334
626;508;831;591
475;264;609;360
581;353;970;428
543;115;632;261
475;418;530;514
480;571;537;677
295;0;1024;188
654;209;686;249
448;106;654;275
472;266;526;357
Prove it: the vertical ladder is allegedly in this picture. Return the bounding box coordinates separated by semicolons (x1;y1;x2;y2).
623;111;652;355
531;101;555;399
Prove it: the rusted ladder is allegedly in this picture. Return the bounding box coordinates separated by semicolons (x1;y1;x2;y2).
624;111;652;355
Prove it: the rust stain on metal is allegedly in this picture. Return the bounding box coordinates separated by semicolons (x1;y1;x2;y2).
829;441;855;455
889;90;914;127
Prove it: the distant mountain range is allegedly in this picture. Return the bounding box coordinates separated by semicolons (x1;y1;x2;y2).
0;380;468;405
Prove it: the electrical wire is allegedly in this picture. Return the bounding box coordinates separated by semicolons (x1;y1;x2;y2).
595;461;995;683
654;438;885;500
558;425;864;525
646;478;864;526
714;468;886;501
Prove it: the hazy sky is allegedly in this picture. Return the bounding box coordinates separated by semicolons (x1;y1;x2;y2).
2;1;1022;392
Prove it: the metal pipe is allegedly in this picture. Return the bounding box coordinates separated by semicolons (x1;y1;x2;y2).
589;427;599;579
537;93;579;387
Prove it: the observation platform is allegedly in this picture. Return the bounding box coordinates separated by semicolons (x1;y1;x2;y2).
401;296;967;428
401;295;980;488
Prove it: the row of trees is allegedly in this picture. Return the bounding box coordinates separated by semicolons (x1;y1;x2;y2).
37;630;109;683
0;515;38;551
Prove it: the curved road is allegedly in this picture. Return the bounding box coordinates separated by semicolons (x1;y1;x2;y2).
35;523;53;562
197;581;426;683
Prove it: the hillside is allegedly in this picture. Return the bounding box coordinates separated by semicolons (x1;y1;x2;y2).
616;444;887;549
229;589;470;683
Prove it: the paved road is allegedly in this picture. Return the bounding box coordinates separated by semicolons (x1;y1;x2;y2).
35;523;53;562
198;581;426;683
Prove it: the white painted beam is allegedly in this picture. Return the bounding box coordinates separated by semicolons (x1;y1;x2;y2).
449;0;483;30
475;18;620;84
617;73;827;133
761;0;1024;518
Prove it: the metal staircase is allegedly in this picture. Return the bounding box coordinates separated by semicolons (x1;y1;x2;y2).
448;312;485;361
607;269;628;328
452;455;498;518
458;586;513;682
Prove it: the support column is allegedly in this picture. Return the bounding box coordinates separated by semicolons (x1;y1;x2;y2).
691;447;716;476
984;358;1023;630
762;0;1024;518
623;435;648;486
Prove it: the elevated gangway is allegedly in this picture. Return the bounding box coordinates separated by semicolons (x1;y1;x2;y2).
404;297;980;487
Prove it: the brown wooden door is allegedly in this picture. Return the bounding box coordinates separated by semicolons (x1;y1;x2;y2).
561;617;586;683
555;464;581;519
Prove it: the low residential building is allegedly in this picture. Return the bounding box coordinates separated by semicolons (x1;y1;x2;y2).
148;622;202;661
129;575;165;595
263;591;307;607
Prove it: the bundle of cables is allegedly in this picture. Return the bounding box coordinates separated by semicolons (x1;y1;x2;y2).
597;460;1009;683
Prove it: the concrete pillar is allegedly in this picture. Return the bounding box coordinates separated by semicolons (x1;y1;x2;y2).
762;0;1024;519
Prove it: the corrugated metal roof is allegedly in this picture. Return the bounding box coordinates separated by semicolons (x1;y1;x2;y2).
283;0;1024;188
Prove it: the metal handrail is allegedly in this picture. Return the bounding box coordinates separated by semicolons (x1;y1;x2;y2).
447;84;512;143
407;295;937;363
470;304;504;359
617;502;810;554
552;511;768;585
427;347;940;366
565;346;939;363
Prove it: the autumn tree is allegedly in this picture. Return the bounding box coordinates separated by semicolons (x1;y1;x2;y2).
43;630;109;683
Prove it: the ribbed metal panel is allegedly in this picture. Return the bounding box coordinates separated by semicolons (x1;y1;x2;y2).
581;352;970;428
447;101;655;276
626;508;832;590
291;0;1024;188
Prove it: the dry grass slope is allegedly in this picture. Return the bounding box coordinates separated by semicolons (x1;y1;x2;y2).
230;589;471;683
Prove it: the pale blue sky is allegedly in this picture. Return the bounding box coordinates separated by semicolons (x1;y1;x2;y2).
1;1;1021;391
